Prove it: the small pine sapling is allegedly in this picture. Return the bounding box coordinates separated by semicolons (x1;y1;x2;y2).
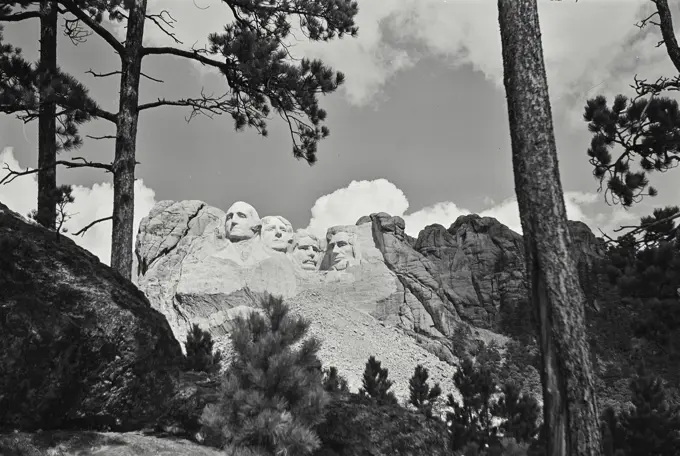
184;323;222;374
358;356;397;405
199;294;329;455
408;364;442;418
323;366;349;394
27;184;75;241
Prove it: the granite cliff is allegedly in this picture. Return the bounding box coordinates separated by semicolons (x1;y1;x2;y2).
134;199;606;403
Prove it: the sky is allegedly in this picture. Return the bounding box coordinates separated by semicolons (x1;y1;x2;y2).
1;0;679;265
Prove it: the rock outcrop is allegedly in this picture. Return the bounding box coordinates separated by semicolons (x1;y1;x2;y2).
0;201;185;432
134;199;606;405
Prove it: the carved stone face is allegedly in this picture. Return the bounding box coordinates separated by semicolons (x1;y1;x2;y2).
329;231;356;271
261;216;293;252
292;234;322;270
225;201;260;242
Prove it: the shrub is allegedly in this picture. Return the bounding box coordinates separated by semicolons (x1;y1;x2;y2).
315;391;449;456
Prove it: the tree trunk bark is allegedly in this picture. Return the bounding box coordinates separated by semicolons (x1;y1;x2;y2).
110;0;147;280
36;0;58;229
497;1;602;455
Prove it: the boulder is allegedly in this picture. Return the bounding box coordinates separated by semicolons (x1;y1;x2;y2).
0;201;185;432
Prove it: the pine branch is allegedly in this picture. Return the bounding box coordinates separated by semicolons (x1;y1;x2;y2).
137;90;263;128
73;216;112;236
4;99;117;124
58;0;126;56
0;157;113;185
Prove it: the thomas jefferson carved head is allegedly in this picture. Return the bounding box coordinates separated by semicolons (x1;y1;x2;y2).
261;215;294;252
328;231;358;271
224;201;260;242
290;230;323;271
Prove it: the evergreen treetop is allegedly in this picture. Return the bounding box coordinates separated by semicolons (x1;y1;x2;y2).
358;356;397;405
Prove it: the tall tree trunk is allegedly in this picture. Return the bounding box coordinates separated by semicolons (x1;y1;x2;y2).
36;0;58;229
110;0;147;280
497;1;602;455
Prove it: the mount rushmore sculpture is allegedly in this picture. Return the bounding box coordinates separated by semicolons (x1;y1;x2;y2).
133;198;605;397
212;200;361;273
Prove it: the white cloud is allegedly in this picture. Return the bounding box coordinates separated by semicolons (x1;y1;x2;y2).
305;178;640;240
124;0;678;114
305;178;409;238
0;148;156;265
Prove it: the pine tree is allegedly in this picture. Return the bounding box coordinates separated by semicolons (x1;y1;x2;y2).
184;323;222;375
408;364;442;418
621;371;680;456
493;382;541;444
498;1;602;454
199;294;329;455
358;356;397;405
446;357;496;451
322;366;349;394
49;0;360;280
1;3;106;230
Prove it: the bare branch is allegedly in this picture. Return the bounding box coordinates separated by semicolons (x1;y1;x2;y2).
73;216;113;236
0;10;42;21
86;69;122;78
0;158;113;185
634;11;659;29
141;72;164;83
59;0;126;56
146;9;182;45
85;68;162;83
612;211;680;235
141;44;226;68
597;228;617;245
86;134;116;140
